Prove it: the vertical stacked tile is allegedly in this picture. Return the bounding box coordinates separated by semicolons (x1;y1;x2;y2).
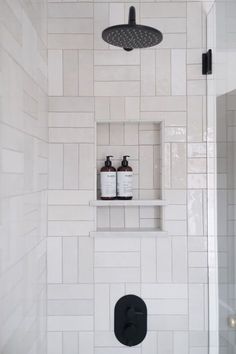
0;0;48;353
47;2;95;354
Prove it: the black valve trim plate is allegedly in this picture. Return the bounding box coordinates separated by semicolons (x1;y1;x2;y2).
114;294;147;347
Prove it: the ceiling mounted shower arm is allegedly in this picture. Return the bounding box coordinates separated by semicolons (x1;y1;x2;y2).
128;6;136;26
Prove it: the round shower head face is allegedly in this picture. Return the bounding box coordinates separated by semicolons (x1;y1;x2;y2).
102;24;163;50
102;6;163;51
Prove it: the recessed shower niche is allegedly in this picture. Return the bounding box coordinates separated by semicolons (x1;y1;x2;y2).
90;121;167;237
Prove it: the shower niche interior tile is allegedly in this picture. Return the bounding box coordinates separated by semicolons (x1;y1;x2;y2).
90;121;167;237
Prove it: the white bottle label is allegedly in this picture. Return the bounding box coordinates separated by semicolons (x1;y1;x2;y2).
117;171;133;197
100;172;116;198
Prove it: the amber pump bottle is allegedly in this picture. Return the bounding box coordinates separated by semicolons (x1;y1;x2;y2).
117;155;133;200
100;156;116;200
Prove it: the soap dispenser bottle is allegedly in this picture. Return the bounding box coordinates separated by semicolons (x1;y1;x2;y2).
100;156;116;200
117;155;133;200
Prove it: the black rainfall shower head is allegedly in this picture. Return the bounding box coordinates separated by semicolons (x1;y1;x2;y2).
102;6;163;51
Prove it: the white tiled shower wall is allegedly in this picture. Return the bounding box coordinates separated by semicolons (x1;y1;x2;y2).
0;0;48;353
47;1;210;354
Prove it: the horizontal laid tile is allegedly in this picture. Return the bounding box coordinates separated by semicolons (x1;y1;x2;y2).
49;97;94;112
94;81;140;97
95;268;140;283
94;50;140;66
48;284;93;299
48;3;93;18
95;238;140;252
95;252;139;267
48;19;93;34
49;112;94;128
94;66;140;81
49;128;94;143
48;221;94;236
48;316;93;331
48;34;93;50
146;299;188;315
141;3;186;18
48;299;93;315
149;315;188;330
141;97;186;112
48;190;93;205
141;284;188;299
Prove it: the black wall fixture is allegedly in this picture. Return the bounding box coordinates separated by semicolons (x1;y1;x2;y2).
114;294;147;347
202;49;212;75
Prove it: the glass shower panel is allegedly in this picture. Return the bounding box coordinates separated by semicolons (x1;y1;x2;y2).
207;1;236;353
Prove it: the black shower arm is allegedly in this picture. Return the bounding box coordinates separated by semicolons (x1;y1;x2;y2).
128;6;136;25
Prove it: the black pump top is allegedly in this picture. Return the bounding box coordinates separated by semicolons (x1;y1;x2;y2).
105;155;113;167
121;155;130;167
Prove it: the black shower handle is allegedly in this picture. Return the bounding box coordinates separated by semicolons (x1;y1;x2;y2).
126;306;144;320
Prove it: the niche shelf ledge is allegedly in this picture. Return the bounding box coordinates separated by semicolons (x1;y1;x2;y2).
90;199;167;207
90;228;168;238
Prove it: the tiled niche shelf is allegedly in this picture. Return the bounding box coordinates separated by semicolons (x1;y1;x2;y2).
90;120;167;238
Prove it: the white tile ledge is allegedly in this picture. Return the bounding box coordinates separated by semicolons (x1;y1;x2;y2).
90;199;167;207
90;228;168;238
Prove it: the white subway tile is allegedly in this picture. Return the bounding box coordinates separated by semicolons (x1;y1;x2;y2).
48;332;62;354
174;332;188;354
141;3;186;18
48;50;63;96
79;144;95;189
110;98;125;121
142;284;187;299
49;128;94;143
171;49;186;95
146;299;188;315
63;333;78;354
139;146;154;189
62;237;78;283
141;50;155;96
47;237;62;283
95;238;140;252
95;252;139;268
187;3;202;48
79;332;94;354
48;316;93;331
63;144;79;189
48;3;93;18
172;237;187;282
141;96;186;112
79;50;93;96
95;284;110;330
156;49;171;95
48;220;94;236
49;97;94;112
94;50;140;66
94;82;140;97
48;205;94;221
95;268;140;283
48;284;93;299
49;144;63;189
157;332;173;354
141;239;156;282
156;237;172;282
48;34;93;50
63;50;78;96
48;18;93;34
48;299;93;315
189;285;205;330
171;143;186;188
78;237;93;283
48;190;93;205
